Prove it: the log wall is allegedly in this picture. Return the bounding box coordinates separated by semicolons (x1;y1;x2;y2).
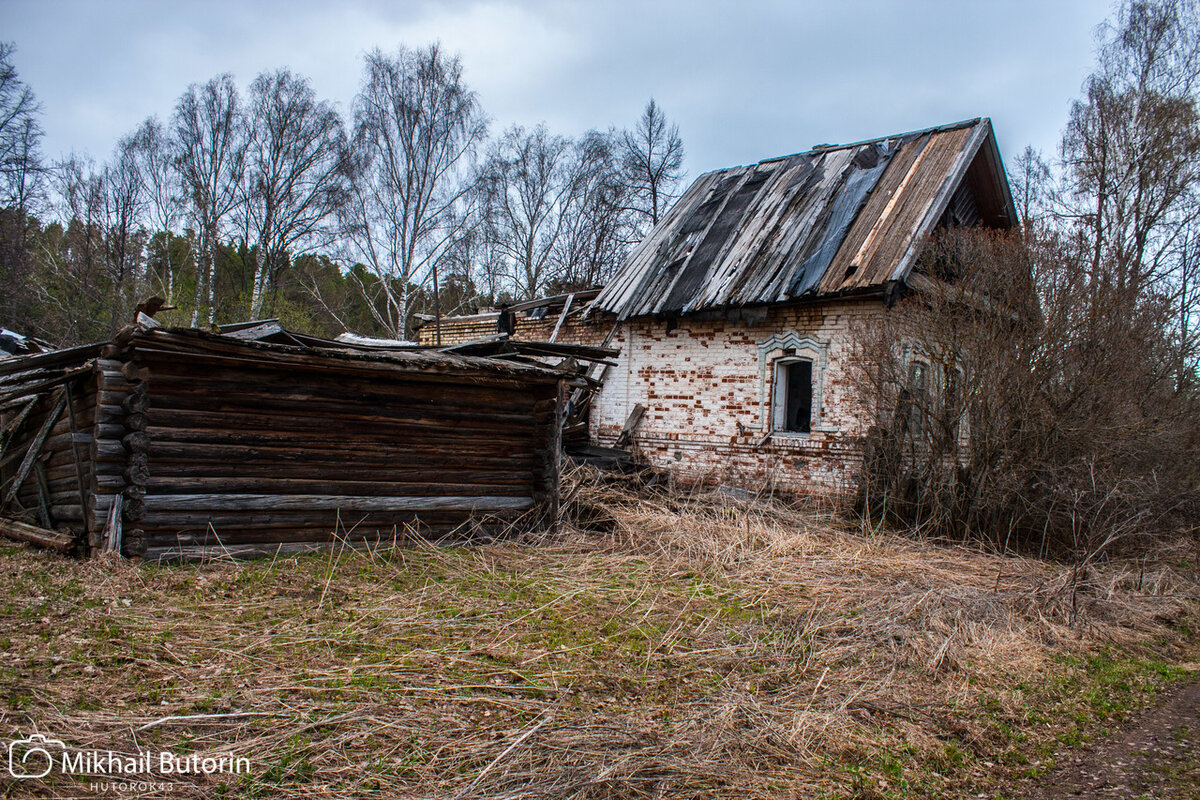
2;329;566;562
121;332;563;561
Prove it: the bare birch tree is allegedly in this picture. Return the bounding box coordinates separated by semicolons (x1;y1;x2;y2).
553;129;634;289
619;99;684;229
130;116;187;304
0;42;45;327
478;124;577;299
1009;145;1054;229
173;74;246;326
102;135;146;328
242;69;348;320
339;45;486;338
1062;0;1200;298
45;155;109;341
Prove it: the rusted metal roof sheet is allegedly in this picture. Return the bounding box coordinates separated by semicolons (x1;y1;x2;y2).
593;118;1015;319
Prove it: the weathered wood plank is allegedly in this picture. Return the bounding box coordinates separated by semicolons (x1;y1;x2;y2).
2;391;66;506
144;474;534;493
143;494;534;513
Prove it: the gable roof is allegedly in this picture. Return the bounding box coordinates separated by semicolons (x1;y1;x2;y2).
592;118;1016;320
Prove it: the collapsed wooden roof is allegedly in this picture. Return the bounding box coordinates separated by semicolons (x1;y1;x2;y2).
0;323;574;409
128;326;574;384
592;118;1017;320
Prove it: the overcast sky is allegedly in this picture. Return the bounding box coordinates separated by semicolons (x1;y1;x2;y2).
5;0;1115;180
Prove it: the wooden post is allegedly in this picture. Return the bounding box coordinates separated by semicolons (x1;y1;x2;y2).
33;462;52;528
549;380;566;534
549;293;574;344
63;380;91;544
104;494;123;554
432;261;442;346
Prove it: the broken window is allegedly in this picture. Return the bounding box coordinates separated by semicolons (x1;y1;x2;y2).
942;367;962;441
773;359;813;433
906;361;929;438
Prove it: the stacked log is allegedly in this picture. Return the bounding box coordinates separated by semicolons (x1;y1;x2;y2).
124;329;564;561
89;355;139;549
3;326;569;561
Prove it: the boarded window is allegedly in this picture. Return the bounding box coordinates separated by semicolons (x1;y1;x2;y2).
773;360;813;433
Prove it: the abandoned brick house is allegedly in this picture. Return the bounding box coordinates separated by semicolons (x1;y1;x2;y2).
420;118;1018;495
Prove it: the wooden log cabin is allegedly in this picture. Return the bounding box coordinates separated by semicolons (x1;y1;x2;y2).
0;323;573;561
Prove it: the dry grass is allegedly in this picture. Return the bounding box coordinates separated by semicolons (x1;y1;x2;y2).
1;467;1197;799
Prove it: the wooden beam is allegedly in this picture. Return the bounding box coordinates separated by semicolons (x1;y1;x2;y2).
142;494;535;513
104;493;123;554
548;293;574;343
615;403;646;448
0;517;74;553
548;380;566;532
63;381;92;543
0;364;95;407
34;462;52;528
2;391;67;507
2;397;37;438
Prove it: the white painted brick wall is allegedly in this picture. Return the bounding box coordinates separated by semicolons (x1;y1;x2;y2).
590;298;886;497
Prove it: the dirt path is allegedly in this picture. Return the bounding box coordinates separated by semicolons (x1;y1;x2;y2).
1021;678;1200;799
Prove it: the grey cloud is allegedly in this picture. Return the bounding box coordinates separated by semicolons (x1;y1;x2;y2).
5;0;1111;175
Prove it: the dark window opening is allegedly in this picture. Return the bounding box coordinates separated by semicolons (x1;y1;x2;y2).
943;368;961;440
906;361;928;437
777;360;813;433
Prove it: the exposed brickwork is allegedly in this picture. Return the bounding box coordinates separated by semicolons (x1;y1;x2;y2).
421;298;886;498
590;299;884;498
415;312;500;346
415;312;599;347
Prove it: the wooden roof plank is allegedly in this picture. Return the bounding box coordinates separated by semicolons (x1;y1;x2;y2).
587;118;1012;320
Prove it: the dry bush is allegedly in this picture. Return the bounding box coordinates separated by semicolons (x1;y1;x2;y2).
847;0;1200;573
849;227;1200;585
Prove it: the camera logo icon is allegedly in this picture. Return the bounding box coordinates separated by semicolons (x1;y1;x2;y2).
7;733;63;779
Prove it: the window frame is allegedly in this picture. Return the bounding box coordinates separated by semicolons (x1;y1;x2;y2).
906;359;929;438
772;357;815;434
900;354;969;445
755;332;832;437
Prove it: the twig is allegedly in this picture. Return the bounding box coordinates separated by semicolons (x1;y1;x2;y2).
136;711;273;731
453;715;551;799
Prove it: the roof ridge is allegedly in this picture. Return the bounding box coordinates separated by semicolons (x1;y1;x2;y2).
693;118;988;175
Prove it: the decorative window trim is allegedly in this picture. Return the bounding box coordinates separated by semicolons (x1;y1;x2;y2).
900;348;970;444
756;332;834;435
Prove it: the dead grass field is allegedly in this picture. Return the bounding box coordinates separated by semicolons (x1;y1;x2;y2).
1;469;1197;799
